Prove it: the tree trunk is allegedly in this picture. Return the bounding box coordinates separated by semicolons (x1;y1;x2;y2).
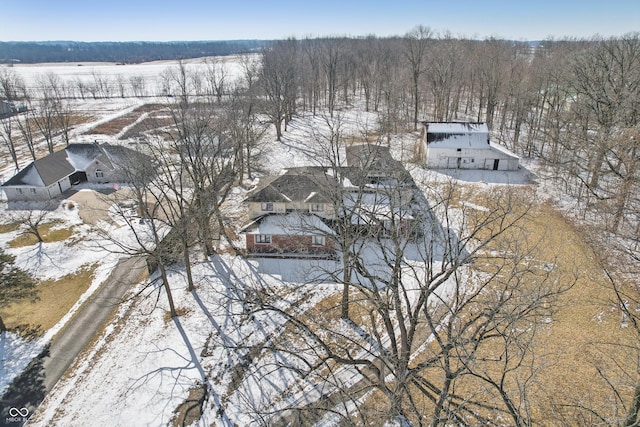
275;118;283;141
0;315;6;333
183;242;195;292
341;254;352;319
341;282;350;320
159;263;177;318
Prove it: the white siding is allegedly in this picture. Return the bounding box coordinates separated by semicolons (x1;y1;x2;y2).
85;160;116;183
426;146;519;170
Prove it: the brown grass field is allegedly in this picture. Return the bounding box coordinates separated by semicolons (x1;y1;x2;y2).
0;264;98;336
86;103;168;136
343;183;635;425
7;220;75;248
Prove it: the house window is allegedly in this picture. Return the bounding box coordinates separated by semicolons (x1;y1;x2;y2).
254;234;271;244
312;235;325;246
30;188;36;194
310;203;324;212
95;169;104;179
456;148;462;152
261;202;273;212
16;188;23;195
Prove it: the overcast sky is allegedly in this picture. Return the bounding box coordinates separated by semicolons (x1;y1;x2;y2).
2;0;639;42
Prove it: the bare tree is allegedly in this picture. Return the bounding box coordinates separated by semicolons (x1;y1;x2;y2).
223;88;267;183
259;39;299;140
99;152;179;318
425;33;466;122
570;34;640;190
0;67;25;103
0;69;32;163
15;102;38;161
30;73;64;153
129;74;147;98
160;62;239;255
8;204;55;244
0;114;20;170
204;57;228;102
321;39;345;117
403;25;432;130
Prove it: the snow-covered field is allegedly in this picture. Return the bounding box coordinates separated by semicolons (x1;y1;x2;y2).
10;55;251;95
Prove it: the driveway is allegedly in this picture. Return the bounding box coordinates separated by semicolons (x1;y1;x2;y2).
41;255;148;391
66;186;135;226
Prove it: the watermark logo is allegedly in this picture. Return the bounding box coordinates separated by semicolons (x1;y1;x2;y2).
5;407;30;424
8;408;28;417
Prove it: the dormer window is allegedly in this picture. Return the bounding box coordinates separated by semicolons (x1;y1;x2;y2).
261;202;273;212
310;203;324;212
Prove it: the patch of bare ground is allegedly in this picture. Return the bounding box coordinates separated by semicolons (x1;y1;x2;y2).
85;104;168;136
119;115;174;140
7;220;75;248
461;187;635;424
171;382;208;427
0;221;21;234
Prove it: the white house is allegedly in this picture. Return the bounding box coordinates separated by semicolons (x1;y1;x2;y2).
419;122;519;171
2;143;151;202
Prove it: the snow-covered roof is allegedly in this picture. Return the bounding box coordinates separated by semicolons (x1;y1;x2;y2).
426;122;489;134
65;143;112;170
489;142;520;160
423;122;491;149
343;191;414;224
241;212;333;236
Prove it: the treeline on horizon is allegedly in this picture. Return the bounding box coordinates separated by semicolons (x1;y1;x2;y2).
0;40;270;64
0;33;611;65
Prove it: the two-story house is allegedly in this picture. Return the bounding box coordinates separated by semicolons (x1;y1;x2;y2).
241;145;421;257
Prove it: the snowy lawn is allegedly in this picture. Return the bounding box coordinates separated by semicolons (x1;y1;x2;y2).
0;199;127;396
28;254;342;426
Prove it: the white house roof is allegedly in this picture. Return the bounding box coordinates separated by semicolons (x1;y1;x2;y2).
343;191;414;224
241;212;334;236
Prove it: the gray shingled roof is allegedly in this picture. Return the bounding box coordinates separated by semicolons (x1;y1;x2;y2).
3;150;75;187
2;143;149;188
344;144;413;185
246;167;334;203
